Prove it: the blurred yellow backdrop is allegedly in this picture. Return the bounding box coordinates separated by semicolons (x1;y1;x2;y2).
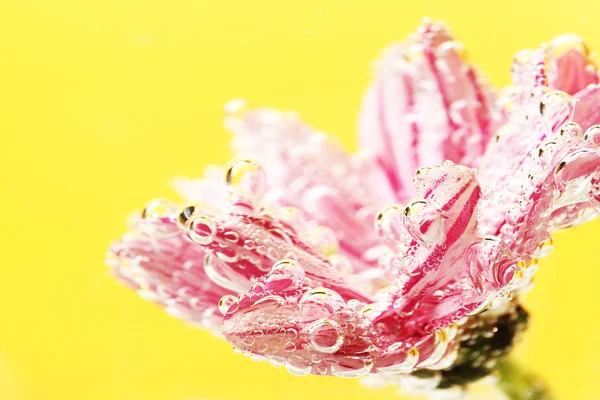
1;0;600;399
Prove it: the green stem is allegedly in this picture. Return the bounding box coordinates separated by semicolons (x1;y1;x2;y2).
496;360;554;400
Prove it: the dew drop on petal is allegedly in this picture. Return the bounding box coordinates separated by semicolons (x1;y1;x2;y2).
307;319;344;354
375;205;404;243
188;215;216;245
265;259;305;291
584;125;600;148
225;159;267;209
377;347;419;374
403;200;445;247
299;288;346;322
140;198;180;237
532;235;554;258
218;295;239;315
285;359;312;376
177;203;198;229
417;330;449;368
539;90;573;132
331;360;373;378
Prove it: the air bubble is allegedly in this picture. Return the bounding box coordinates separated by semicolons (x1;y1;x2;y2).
375;205;404;244
265;259;305;290
188;215;216;245
299;288;345;322
218;295;239;315
403;200;445;247
377;347;419;374
331;360;373;378
140;198;180;237
307;319;345;354
532;235;554;258
539;91;573;132
584;125;600;147
225;159;266;210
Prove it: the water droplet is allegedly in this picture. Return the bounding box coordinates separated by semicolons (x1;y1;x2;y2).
378;347;419;374
285;360;312;376
559;121;583;139
218;295;239;315
307;319;344;354
532;235;554;258
331;359;373;378
140;198;180;237
177;203;198;228
265;259;305;290
299;288;345;322
467;237;516;293
225;159;266;210
403;200;445;247
584;125;600;147
480;185;494;200
417;330;449;368
539;91;573;132
188;215;216;245
375;205;404;244
203;253;247;293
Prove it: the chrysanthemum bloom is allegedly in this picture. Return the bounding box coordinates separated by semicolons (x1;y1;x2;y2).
107;19;600;398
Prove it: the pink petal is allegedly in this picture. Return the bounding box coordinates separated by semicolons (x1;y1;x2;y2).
358;19;498;199
549;34;598;95
225;104;394;275
221;258;458;377
106;205;235;333
372;162;516;343
221;162;505;377
477;38;600;259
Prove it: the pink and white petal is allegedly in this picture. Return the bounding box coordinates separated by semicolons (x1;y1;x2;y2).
107;213;235;333
549;34;598;95
371;162;517;345
477;39;600;258
221;258;458;377
225;105;392;274
182;203;371;301
358;20;497;197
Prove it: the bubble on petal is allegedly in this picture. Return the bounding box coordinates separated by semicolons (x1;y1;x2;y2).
532;235;554;258
265;259;305;291
299;288;346;322
417;330;449;368
140;198;180;237
188;215;216;245
403;200;445;247
285;359;312;376
225;158;267;210
584;125;600;148
307;319;345;354
331;359;373;378
539;90;573;132
218;295;239;315
375;205;404;244
377;346;419;374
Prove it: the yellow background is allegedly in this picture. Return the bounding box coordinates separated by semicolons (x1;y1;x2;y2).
1;0;600;399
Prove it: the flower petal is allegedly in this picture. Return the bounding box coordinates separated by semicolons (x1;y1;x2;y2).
221;258;457;377
225;104;394;274
106;210;234;333
358;19;497;199
372;162;516;343
477;38;600;258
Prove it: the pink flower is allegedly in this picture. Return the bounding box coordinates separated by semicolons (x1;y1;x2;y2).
107;19;600;391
